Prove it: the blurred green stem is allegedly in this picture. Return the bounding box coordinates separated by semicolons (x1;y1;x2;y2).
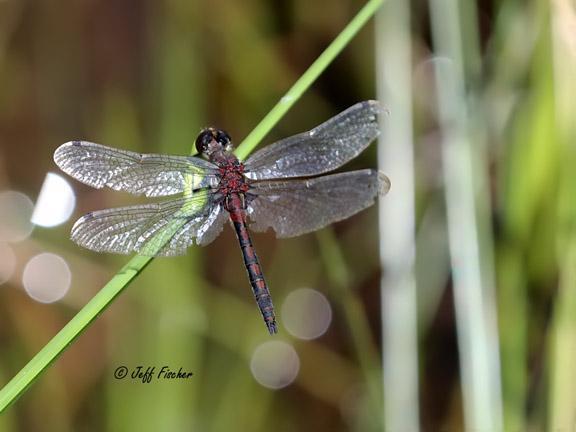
376;0;420;430
429;0;503;430
549;243;576;431
316;229;382;429
549;8;576;427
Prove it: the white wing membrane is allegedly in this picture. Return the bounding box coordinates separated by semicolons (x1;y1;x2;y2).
196;204;229;246
71;193;224;256
54;141;219;197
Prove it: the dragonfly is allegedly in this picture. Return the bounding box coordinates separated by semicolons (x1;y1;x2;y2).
54;100;390;335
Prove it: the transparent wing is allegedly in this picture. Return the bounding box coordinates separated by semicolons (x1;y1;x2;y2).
196;204;229;246
244;101;384;180
54;141;220;197
71;192;225;256
247;169;390;238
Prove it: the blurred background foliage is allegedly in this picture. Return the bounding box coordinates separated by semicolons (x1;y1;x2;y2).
0;0;575;431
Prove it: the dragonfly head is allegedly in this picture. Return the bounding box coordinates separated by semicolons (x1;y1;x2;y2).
195;127;233;157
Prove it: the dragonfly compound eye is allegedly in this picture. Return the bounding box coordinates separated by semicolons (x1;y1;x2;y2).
195;129;214;155
216;130;231;148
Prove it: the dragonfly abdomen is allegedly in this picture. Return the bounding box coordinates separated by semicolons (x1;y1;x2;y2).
226;195;278;334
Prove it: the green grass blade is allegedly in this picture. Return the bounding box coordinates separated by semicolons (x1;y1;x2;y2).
0;255;153;412
0;0;384;413
234;0;384;160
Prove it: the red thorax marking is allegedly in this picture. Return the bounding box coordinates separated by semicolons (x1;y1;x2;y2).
218;161;249;196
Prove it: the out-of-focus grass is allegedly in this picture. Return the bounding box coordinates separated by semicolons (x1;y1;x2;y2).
376;1;420;431
548;1;576;430
430;0;503;429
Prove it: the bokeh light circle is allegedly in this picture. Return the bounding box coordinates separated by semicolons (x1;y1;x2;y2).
281;288;332;340
31;173;76;227
0;191;34;242
250;341;300;389
22;253;71;303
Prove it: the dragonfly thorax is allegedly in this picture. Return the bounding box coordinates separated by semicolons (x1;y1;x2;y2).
195;127;233;158
217;160;249;196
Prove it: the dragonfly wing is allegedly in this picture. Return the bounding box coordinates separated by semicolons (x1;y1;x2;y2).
196;204;229;246
71;192;223;256
54;141;219;197
247;169;390;238
244;101;384;180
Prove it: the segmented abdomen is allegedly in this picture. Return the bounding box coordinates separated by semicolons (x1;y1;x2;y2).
226;194;277;334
